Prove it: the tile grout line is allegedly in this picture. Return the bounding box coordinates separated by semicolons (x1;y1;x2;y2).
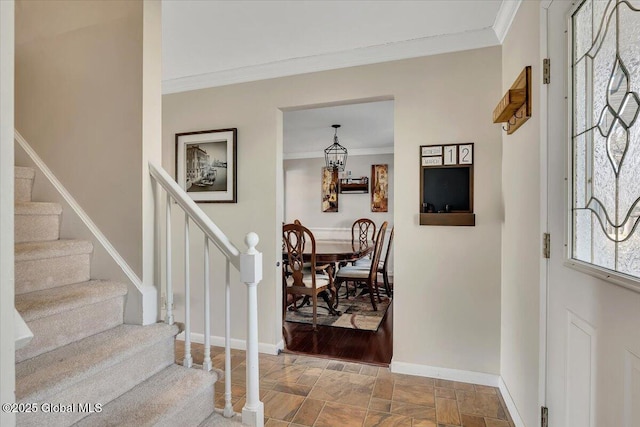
363;367;376;427
304;360;326;427
310;399;327;427
390;376;397;423
456;386;464;427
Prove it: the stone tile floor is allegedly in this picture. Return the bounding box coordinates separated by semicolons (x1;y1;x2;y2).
176;341;515;427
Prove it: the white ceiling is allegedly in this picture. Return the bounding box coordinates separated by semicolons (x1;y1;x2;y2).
162;0;520;94
283;100;394;157
162;0;520;154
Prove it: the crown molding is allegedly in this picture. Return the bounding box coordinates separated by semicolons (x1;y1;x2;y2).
493;0;523;43
284;146;394;160
163;27;499;94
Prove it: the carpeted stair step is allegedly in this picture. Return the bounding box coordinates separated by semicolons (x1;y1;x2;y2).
15;280;128;363
15;239;92;295
15;166;35;202
76;364;218;427
15;201;63;243
16;323;179;427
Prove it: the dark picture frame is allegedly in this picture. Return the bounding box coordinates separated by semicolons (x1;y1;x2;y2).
371;164;388;212
321;167;339;212
175;128;237;203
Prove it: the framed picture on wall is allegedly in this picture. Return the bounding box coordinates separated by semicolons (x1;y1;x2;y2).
321;167;339;212
371;164;388;212
175;128;237;203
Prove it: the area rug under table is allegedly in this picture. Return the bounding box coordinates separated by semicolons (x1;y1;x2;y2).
285;295;391;331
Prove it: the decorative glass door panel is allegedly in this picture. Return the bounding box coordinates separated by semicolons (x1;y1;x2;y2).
572;0;640;279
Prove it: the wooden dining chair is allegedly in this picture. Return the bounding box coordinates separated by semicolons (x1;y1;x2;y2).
355;226;394;297
282;222;336;330
335;221;388;311
380;226;394;297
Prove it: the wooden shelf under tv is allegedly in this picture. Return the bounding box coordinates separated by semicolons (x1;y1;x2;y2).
420;212;475;226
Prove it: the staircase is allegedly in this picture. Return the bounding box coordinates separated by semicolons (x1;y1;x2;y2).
13;166;226;427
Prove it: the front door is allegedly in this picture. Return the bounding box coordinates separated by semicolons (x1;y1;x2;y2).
545;1;640;426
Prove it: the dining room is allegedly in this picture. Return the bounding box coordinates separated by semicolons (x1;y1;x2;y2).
282;99;394;365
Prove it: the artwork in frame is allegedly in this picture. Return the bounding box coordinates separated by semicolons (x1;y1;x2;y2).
371;164;388;212
321;167;339;212
175;128;237;203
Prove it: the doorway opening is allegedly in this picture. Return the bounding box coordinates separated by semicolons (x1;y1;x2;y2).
281;98;394;366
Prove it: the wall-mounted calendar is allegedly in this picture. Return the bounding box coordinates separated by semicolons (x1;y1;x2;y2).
419;143;475;226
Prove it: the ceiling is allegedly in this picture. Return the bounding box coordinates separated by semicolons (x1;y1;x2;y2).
283;100;394;158
162;0;519;94
162;1;520;155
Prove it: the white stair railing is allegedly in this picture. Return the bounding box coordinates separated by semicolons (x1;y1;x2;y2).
149;162;264;427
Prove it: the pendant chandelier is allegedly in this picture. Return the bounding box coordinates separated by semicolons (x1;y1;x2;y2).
324;124;348;171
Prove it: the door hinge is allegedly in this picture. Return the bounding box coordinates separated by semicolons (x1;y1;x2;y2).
543;233;551;259
543;58;551;84
541;406;549;427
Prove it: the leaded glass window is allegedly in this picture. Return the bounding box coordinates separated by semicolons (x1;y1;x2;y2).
571;0;640;279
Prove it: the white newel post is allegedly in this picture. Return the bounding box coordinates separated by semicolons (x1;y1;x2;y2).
240;232;264;427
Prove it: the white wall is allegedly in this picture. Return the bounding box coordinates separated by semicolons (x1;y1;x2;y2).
163;46;503;374
284;154;394;229
14;0;162;324
0;1;16;424
15;0;144;277
140;0;162;323
499;2;542;426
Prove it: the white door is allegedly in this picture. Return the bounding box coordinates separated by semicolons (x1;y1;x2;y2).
545;1;640;426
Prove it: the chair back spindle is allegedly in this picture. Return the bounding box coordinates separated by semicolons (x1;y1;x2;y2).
351;218;376;250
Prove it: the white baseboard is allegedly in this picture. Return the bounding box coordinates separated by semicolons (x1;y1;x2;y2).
498;377;526;427
390;360;500;387
176;332;282;355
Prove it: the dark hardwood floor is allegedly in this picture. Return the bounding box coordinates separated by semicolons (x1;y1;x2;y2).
282;300;393;366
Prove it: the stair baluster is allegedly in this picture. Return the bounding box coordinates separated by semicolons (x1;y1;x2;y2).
183;214;193;368
165;195;174;325
224;258;233;417
203;235;212;372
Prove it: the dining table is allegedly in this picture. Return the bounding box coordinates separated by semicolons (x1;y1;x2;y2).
304;239;374;265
